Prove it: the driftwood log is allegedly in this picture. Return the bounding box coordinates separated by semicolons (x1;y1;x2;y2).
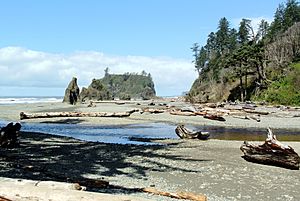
20;110;138;120
240;128;300;170
203;114;226;122
0;122;21;148
175;125;209;140
232;114;261;122
140;187;207;201
0;196;12;201
169;109;197;116
141;108;165;114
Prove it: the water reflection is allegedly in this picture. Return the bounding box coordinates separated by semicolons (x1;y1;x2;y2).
193;125;300;141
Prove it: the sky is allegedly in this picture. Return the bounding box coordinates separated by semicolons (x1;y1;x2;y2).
0;0;284;96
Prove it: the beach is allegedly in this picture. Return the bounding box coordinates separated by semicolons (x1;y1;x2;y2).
0;100;300;201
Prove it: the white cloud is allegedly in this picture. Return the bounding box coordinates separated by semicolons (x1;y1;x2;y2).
0;46;197;96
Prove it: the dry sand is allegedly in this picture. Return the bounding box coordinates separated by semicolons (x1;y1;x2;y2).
0;100;300;200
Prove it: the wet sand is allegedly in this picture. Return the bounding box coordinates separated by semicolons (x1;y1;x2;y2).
0;100;300;200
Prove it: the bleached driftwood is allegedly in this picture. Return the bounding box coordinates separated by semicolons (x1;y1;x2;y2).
232;115;261;122
243;109;269;115
175;125;209;140
141;108;165;114
140;187;207;201
240;128;300;170
203;114;226;122
20;110;138;120
169;109;197;116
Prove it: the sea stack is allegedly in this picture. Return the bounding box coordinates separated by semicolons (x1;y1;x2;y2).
63;77;80;105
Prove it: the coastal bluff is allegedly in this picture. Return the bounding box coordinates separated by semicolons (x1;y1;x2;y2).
63;72;156;104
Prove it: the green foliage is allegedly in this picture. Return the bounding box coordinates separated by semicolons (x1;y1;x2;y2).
255;62;300;105
267;0;300;41
100;72;156;100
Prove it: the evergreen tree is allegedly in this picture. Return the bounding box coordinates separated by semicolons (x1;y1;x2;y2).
216;17;230;55
257;19;269;40
283;0;300;30
228;28;238;51
191;43;200;73
205;32;217;60
196;47;208;75
238;19;251;44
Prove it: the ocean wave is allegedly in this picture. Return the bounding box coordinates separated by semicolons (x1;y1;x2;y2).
0;97;62;104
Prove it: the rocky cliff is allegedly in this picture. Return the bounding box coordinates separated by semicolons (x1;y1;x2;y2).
79;79;112;102
79;73;156;102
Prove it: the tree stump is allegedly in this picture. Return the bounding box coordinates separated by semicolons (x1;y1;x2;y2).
0;122;22;148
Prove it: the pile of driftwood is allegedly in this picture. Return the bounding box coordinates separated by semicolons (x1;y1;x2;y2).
0;122;21;148
240;128;300;170
168;103;272;122
140;101;300;123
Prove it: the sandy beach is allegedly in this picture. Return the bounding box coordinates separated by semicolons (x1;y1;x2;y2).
0;100;300;201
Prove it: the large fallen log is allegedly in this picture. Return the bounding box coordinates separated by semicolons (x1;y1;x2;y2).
240;128;300;170
141;108;165;114
169;109;196;116
203;114;226;122
20;110;138;120
140;187;207;201
175;124;209;140
0;122;21;148
243;109;269;115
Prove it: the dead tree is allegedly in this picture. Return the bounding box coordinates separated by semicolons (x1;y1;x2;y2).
240;128;300;170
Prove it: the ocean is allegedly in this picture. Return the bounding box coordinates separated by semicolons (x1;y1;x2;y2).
0;96;63;105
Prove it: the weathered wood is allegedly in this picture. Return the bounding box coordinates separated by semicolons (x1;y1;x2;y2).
72;178;109;189
141;108;165;114
140;187;207;201
169;110;196;116
243;109;269;115
0;122;21;148
240;128;300;170
232;115;261;122
175;125;209;140
203;114;226;122
0;196;12;201
20;110;138;120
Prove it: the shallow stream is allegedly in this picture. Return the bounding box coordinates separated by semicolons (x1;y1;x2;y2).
1;120;300;145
